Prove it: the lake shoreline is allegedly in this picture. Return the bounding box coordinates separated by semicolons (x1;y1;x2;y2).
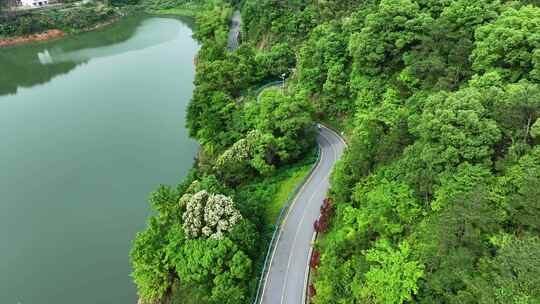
0;16;200;304
0;16;120;48
0;29;66;48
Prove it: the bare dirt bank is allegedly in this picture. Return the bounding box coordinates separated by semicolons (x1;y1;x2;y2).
0;29;66;47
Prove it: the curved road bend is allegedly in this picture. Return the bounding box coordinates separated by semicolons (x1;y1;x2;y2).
261;126;346;304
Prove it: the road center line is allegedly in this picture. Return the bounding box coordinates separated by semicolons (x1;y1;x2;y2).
279;133;335;304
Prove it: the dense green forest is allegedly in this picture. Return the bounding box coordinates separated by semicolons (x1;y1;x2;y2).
129;0;540;303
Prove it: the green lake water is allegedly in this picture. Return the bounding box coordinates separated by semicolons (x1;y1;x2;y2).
0;16;199;304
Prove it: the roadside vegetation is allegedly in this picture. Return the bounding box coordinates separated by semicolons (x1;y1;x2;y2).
264;159;314;224
130;1;318;303
124;0;540;303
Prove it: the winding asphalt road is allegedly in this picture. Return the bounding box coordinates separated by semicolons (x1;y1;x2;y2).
260;125;346;304
228;11;345;303
227;10;242;51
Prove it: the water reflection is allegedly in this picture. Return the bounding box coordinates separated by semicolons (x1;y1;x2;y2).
0;15;199;304
0;15;194;96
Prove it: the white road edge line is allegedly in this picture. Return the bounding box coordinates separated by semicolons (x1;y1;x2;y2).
280;174;329;304
301;126;344;304
302;231;317;304
259;124;346;304
280;131;334;304
259;137;325;303
321;124;348;147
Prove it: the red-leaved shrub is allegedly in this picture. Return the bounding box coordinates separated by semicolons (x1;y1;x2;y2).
310;250;320;269
309;283;316;298
314;198;334;233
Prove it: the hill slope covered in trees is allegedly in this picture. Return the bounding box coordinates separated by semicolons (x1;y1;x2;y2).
131;1;540;303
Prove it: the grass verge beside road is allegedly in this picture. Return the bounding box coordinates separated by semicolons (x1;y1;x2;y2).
265;164;313;225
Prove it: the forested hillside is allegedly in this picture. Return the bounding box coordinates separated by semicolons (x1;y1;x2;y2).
131;0;540;303
131;1;316;303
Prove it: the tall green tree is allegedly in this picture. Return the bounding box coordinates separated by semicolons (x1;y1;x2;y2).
244;88;314;164
131;217;175;302
348;0;433;75
410;88;501;172
472;5;540;82
356;240;424;304
463;235;540;303
297;22;352;115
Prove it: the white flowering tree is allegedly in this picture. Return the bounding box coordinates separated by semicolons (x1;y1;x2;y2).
181;190;242;239
214;130;277;184
216;138;251;166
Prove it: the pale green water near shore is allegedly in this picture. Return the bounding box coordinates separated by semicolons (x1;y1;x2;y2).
0;16;199;304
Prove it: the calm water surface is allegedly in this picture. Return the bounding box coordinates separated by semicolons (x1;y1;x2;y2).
0;16;199;304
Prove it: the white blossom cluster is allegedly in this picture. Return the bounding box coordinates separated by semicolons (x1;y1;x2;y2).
214;137;252;171
179;180;201;209
181;190;242;239
214;130;271;173
182;190;208;238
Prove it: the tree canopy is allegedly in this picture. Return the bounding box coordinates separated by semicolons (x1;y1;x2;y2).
130;0;540;303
